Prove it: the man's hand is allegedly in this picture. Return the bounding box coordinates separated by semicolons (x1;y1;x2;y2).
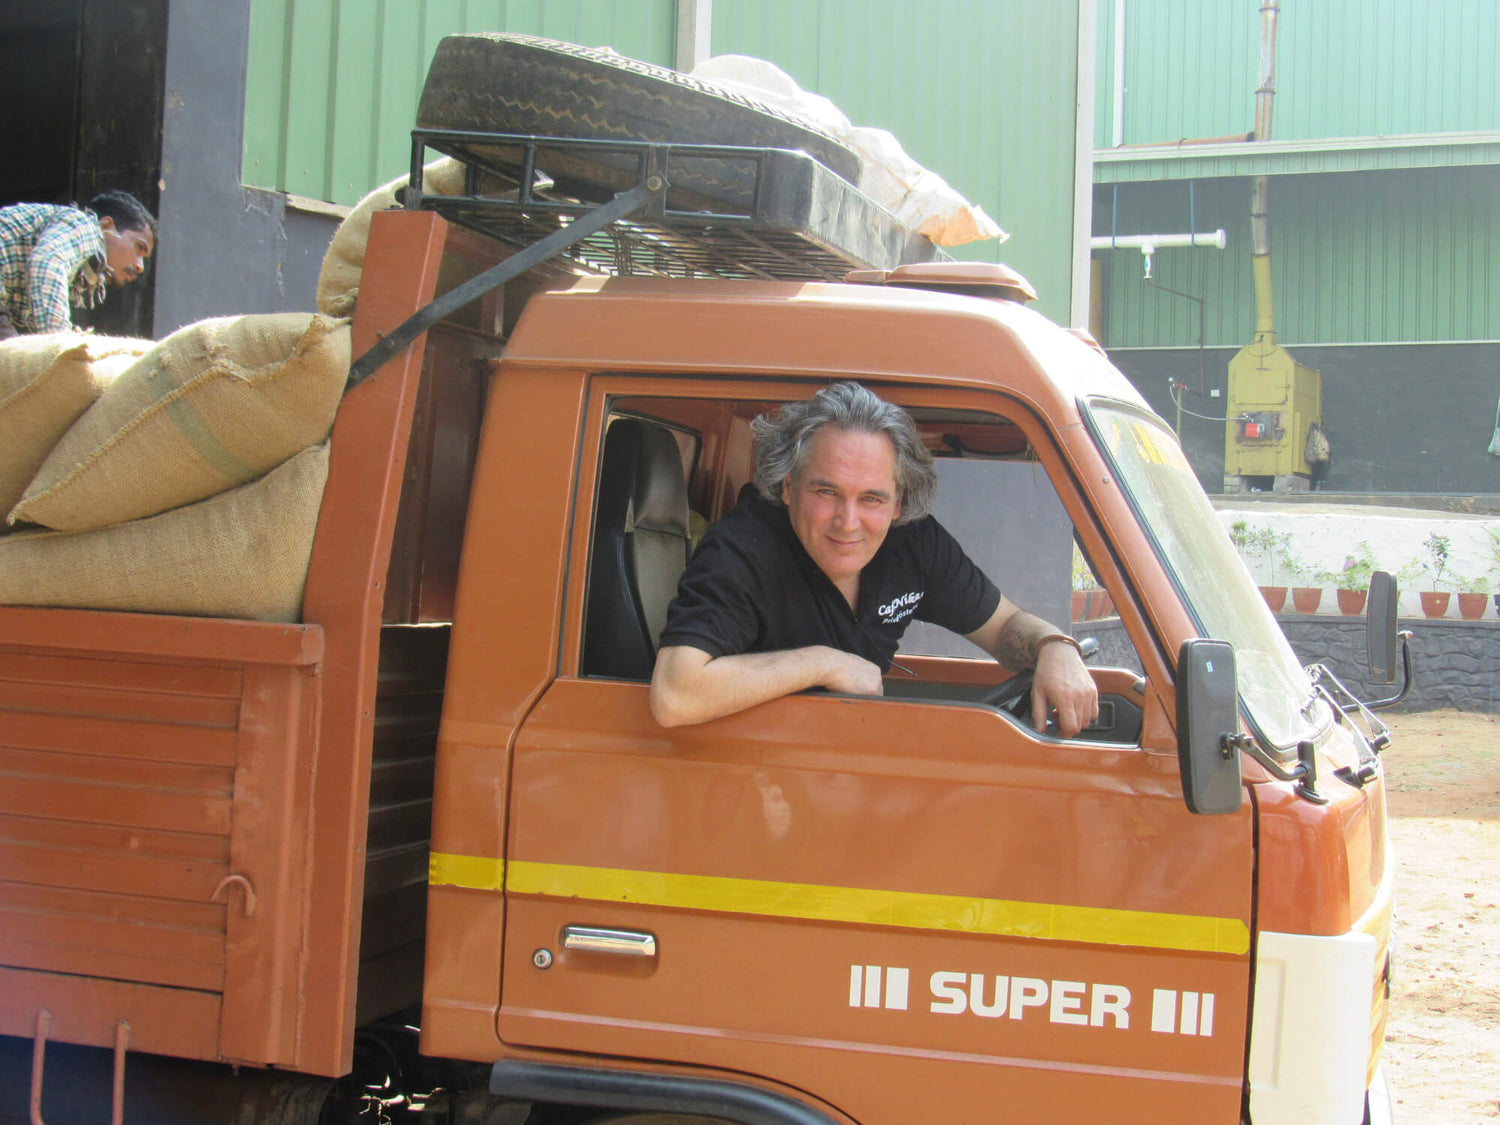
651;644;884;727
818;647;886;697
1031;639;1099;738
967;598;1100;737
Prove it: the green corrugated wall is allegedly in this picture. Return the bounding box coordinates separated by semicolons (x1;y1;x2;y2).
711;0;1084;321
1092;1;1500;348
1096;165;1500;347
243;0;1086;324
244;0;677;204
1095;0;1500;148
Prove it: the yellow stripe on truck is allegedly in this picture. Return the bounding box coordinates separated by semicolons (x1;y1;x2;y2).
429;851;505;891
428;853;1250;955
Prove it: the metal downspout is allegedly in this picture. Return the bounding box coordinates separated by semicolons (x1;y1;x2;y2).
1112;0;1126;147
1251;0;1280;346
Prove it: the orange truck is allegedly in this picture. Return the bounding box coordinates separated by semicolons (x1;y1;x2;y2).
0;127;1400;1125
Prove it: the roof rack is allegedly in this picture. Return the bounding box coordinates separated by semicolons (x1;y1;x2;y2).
349;129;943;386
407;128;943;282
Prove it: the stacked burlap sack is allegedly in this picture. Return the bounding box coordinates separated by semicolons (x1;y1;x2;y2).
318;156;467;318
0;313;350;622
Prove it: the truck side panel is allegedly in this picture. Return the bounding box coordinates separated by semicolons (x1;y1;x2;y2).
0;610;322;1064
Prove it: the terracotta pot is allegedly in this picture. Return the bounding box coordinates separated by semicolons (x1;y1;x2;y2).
1087;590;1114;620
1071;590;1088;621
1336;588;1367;616
1260;586;1288;612
1291;587;1322;614
1457;592;1488;620
1419;591;1450;618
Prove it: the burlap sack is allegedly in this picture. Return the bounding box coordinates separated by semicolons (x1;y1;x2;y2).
317;156;468;318
0;443;330;623
11;313;350;532
0;333;152;522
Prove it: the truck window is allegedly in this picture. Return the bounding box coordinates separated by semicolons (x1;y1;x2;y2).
578;394;1144;746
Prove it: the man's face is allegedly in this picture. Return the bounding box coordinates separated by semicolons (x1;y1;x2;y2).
99;217;154;285
781;426;902;591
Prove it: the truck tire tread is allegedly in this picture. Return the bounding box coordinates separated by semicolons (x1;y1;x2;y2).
417;33;861;211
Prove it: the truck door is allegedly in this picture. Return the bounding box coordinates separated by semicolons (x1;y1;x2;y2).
497;379;1254;1125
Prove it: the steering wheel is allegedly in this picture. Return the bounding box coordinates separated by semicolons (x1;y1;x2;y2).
983;670;1035;715
982;636;1100;725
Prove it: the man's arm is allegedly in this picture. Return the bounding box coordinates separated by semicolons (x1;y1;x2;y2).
650;643;885;727
965;597;1099;737
27;212;99;334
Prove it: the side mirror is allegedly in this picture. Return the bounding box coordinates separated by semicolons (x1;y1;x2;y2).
1176;639;1244;815
1366;570;1398;683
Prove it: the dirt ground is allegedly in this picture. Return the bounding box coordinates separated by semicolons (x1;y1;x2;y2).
1379;710;1500;1123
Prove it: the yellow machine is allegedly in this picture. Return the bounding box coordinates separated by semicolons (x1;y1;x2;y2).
1225;209;1322;489
1224;336;1321;484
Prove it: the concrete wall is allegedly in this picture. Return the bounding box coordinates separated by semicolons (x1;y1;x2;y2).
1080;616;1499;715
1108;342;1500;497
153;0;336;338
1207;501;1500;619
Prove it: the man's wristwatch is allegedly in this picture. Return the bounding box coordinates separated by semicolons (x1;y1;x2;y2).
1036;633;1085;659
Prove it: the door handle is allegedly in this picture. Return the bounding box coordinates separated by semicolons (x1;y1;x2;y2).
561;926;657;957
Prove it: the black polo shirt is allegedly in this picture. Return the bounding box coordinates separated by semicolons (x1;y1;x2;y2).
659;487;1001;670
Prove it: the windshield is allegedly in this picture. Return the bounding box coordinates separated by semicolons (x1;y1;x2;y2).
1085;400;1324;750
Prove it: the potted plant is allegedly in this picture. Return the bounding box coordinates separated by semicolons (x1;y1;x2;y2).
1418;532;1452;618
1230;520;1291;611
1489;528;1500;615
1283;551;1322;613
1455;574;1490;620
1318;542;1377;616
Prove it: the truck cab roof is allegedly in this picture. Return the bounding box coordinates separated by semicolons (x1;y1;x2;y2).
504;275;1149;419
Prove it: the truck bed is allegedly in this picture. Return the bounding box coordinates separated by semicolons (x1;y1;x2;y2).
0;214;465;1077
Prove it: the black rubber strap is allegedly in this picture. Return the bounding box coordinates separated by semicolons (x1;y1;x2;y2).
346;180;659;389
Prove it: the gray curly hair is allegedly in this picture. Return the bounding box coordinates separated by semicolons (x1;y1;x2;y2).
751;382;937;524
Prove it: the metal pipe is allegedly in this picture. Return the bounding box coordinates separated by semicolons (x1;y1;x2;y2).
1251;0;1280;342
30;1010;49;1125
1254;0;1280;142
1112;0;1126;146
1089;231;1227;251
675;0;713;72
112;1021;130;1125
1091;229;1226;279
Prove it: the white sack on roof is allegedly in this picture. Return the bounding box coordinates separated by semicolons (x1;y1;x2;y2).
691;54;1006;248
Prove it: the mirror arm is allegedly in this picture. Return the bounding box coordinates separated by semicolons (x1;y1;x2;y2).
1308;661;1399;758
1227;732;1327;804
1362;630;1414;712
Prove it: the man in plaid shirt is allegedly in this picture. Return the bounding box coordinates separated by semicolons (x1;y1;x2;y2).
0;189;156;338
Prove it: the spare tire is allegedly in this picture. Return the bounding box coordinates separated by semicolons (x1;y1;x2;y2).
417;33;862;213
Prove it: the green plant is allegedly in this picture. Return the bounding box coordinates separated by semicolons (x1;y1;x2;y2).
1393;558;1425;586
1280;544;1310;585
1456;573;1491;595
1228;520;1252;555
1227;520;1294;585
1421;532;1452;589
1071;545;1097;591
1316;541;1377;591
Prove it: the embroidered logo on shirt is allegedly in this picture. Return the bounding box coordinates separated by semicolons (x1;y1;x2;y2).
877;590;923;624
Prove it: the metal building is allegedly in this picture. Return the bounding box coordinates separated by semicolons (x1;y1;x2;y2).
1090;0;1500;494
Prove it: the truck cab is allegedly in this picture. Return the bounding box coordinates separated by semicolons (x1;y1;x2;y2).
388;218;1391;1123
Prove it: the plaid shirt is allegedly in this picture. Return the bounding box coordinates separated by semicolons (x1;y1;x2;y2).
0;203;109;334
